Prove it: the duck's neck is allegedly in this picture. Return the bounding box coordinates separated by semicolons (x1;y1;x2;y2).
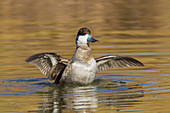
72;43;93;62
76;42;89;49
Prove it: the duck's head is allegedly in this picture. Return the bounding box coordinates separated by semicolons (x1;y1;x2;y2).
76;28;99;46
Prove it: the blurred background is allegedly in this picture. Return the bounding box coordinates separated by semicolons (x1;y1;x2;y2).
0;0;170;113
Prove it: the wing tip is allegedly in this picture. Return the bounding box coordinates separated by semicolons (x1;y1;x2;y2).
25;55;36;63
131;58;144;67
139;62;144;66
25;58;30;63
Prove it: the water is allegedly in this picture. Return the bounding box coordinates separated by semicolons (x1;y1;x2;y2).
0;0;170;112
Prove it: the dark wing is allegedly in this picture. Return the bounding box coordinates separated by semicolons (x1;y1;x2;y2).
26;52;70;80
95;55;144;72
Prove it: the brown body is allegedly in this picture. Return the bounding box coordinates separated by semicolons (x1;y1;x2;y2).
26;28;144;85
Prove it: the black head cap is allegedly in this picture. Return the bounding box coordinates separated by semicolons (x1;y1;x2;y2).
77;27;91;36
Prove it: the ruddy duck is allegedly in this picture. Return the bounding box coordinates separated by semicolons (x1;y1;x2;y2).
26;28;144;85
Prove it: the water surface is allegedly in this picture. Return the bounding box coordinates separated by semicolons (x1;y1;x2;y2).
0;0;170;113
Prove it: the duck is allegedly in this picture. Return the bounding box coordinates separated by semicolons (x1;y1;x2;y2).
26;27;144;85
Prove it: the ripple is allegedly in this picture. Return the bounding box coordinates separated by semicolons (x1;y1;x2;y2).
138;82;158;86
94;88;129;92
0;78;54;96
97;74;143;78
96;74;143;82
0;90;35;96
104;46;117;48
161;74;170;76
124;52;170;55
2;78;52;83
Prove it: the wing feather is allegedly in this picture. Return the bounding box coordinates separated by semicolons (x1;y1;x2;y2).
96;55;144;72
26;52;70;80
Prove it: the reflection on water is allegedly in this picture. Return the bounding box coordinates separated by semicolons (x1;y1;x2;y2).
39;86;98;113
0;0;170;112
1;76;145;113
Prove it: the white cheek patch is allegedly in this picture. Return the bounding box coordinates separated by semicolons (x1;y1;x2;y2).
77;34;89;44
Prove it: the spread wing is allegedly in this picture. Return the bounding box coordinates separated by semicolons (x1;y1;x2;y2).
95;55;144;72
26;52;70;80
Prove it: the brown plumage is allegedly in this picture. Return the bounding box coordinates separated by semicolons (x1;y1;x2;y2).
26;28;144;84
